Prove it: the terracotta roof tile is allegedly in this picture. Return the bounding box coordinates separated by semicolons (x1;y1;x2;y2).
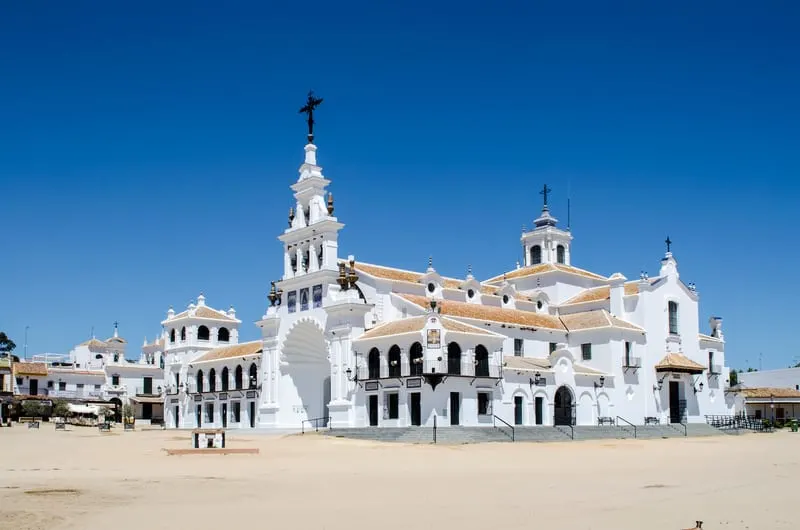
354;262;464;290
558;309;643;332
485;263;606;284
170;306;236;322
79;338;109;349
193;341;262;363
13;362;48;377
561;282;641;305
655;353;705;374
398;294;566;331
739;387;800;399
358;315;499;341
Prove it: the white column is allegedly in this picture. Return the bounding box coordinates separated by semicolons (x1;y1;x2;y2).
284;246;293;279
309;242;318;272
296;246;304;275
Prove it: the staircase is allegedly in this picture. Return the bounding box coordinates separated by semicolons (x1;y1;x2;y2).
322;422;725;445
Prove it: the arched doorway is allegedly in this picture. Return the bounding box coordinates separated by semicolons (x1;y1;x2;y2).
368;348;380;379
553;386;574;426
280;319;330;427
474;345;489;377
447;342;462;375
109;397;122;423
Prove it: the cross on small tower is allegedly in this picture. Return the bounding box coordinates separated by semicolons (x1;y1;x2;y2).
540;184;552;208
665;236;672;253
113;321;119;330
299;90;324;143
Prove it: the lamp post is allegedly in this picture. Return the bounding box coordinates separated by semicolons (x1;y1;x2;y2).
24;325;29;361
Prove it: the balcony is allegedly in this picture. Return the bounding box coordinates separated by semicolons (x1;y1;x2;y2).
356;358;501;381
622;356;641;369
709;364;723;375
48;389;105;399
135;386;163;397
103;384;127;394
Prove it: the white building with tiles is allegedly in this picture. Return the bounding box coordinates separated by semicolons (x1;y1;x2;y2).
169;121;734;430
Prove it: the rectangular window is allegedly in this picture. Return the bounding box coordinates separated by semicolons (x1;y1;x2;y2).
232;401;241;423
708;351;714;372
59;381;67;391
77;383;84;389
206;403;214;423
514;339;523;357
47;380;54;389
624;341;632;365
384;393;399;420
300;288;309;311
755;410;762;419
94;384;101;391
581;343;592;361
312;284;323;308
478;392;493;415
287;291;297;313
112;375;120;386
668;301;679;335
549;342;557;354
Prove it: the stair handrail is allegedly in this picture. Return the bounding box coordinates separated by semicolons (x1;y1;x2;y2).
433;415;437;444
555;424;574;440
492;414;515;441
615;415;637;438
301;416;332;434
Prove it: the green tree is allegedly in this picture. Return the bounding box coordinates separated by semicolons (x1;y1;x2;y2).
729;370;738;386
21;400;45;417
0;332;16;354
51;399;70;418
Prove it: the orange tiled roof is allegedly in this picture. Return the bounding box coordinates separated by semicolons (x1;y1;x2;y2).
655;353;705;373
561;282;642;305
354;262;464;290
193;341;262;363
739;387;800;399
485;263;606;285
503;355;604;375
398;294;566;331
171;306;236;322
13;362;48;377
358;315;497;340
79;338;108;349
559;309;644;332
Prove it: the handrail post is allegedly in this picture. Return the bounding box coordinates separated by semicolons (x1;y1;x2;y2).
433;415;437;444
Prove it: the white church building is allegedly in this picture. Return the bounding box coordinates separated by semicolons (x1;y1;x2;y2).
163;119;733;430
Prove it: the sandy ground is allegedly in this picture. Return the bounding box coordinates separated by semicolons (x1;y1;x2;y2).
0;425;796;530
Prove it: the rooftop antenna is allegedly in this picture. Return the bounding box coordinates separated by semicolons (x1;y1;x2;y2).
567;179;572;231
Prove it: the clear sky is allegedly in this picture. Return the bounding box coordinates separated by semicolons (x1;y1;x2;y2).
1;1;798;369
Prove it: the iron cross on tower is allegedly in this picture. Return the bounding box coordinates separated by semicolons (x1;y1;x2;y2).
665;236;672;253
540;184;552;209
299;90;324;143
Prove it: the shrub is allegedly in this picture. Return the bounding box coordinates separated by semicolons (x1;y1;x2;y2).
21;400;46;417
51;399;70;418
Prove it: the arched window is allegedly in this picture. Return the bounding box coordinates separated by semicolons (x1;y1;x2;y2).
221;367;229;392
113;353;119;362
368;348;380;379
249;363;258;388
217;327;230;342
196;370;204;393
180;327;186;341
668;301;679;335
234;365;243;390
209;368;216;392
475;345;489;377
388;345;401;378
410;342;423;376
198;325;210;341
170;329;176;343
556;245;565;264
531;245;542;265
447;342;462;375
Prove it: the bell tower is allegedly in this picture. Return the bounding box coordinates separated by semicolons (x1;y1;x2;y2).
278;92;343;280
521;184;573;266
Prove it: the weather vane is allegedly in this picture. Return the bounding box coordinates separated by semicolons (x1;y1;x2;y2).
299;90;324;143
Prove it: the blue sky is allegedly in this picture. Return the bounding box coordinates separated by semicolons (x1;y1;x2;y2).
1;1;798;369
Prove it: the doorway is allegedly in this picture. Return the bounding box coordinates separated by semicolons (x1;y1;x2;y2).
29;379;38;396
535;396;544;425
449;392;460;425
368;395;379;426
222;403;228;428
554;386;573;426
143;377;153;395
514;396;524;425
174;406;179;428
195;405;202;427
249;402;256;428
669;381;684;423
409;393;421;426
142;403;152;420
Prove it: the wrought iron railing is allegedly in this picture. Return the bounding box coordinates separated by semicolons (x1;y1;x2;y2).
622;355;641;368
492;414;515;441
356;359;501;380
616;415;637;438
555;424;574;440
301;416;332;434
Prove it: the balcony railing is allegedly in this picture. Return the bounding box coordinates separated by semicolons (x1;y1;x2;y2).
135;386;162;396
622;355;641;368
103;384;127;394
709;364;723;375
356;358;501;380
48;389;105;399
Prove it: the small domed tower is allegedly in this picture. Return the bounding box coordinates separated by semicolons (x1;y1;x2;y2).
521;184;573;266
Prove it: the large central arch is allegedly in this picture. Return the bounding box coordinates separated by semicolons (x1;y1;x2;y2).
280;318;331;426
553;386;574;426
